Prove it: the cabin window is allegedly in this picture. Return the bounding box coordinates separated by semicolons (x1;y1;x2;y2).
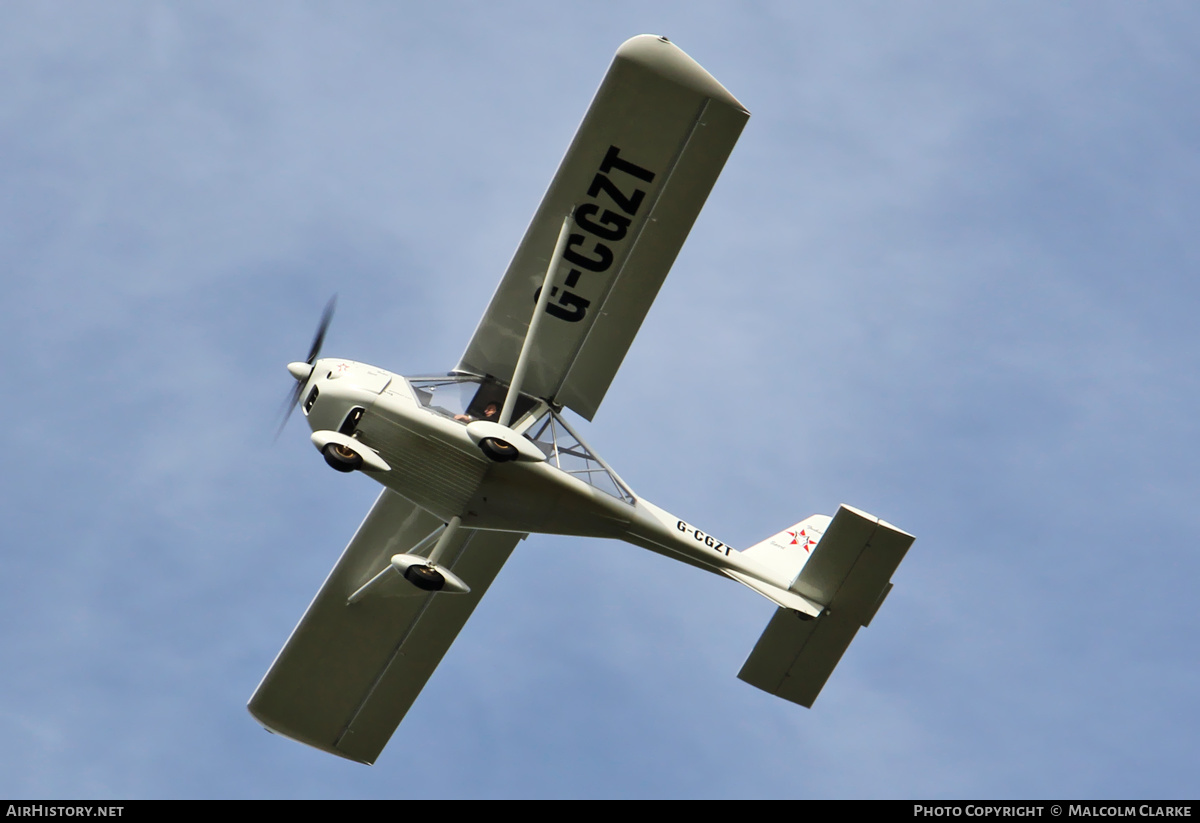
523;410;635;504
408;376;537;424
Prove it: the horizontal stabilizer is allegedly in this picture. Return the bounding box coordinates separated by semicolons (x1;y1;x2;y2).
792;504;911;626
737;606;860;708
737;504;913;707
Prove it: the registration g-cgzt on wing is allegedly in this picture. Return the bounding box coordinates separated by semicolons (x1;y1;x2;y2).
249;35;914;765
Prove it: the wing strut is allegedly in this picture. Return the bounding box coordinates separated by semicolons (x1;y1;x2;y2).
498;214;573;427
427;516;462;566
345;516;471;603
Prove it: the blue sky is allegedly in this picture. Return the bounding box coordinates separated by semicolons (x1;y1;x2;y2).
3;1;1198;799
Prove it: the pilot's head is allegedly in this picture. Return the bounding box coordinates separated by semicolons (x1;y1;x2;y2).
483;402;499;419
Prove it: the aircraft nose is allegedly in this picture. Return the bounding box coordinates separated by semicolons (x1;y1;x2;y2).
288;362;314;382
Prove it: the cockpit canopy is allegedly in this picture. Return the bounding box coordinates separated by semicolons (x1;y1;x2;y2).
406;375;634;504
408;375;538;426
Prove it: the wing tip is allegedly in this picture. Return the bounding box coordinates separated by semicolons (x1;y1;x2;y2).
246;700;377;766
615;34;749;114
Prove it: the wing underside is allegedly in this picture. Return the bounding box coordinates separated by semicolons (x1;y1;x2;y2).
248;490;524;764
456;35;749;420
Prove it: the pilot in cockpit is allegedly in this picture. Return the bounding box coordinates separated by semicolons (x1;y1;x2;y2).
455;400;500;423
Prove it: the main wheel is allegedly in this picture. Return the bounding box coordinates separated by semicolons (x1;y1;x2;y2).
479;437;519;463
404;564;445;592
323;442;363;473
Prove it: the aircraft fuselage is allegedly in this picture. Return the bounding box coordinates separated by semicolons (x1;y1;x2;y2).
296;357;793;588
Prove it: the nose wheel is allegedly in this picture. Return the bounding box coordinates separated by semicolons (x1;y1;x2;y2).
323;442;363;473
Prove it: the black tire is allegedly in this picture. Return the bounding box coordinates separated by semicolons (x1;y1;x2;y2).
479;437;519;463
323;442;363;473
404;564;445;592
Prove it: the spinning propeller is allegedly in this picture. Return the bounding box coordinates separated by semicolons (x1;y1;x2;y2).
277;296;337;437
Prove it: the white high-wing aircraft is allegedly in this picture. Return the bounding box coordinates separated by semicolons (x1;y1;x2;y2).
250;35;914;765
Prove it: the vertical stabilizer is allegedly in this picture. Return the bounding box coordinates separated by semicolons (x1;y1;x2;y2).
740;513;832;587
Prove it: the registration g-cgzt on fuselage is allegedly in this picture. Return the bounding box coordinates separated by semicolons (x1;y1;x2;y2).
248;35;914;766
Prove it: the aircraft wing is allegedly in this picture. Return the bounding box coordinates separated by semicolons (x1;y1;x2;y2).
456;35;749;420
248;489;524;764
